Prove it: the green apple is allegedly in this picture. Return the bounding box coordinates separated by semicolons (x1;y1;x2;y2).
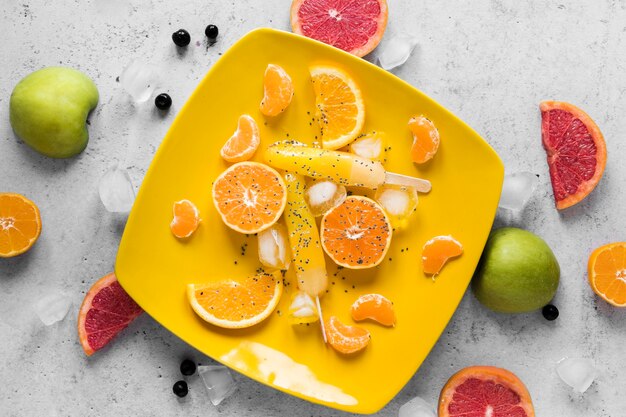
10;67;99;158
472;227;560;313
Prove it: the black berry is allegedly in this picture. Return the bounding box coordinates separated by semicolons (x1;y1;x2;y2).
205;25;219;41
180;359;196;376
173;380;188;397
155;93;172;110
542;304;559;321
172;29;191;47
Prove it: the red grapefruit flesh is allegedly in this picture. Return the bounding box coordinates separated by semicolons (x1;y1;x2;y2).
439;366;535;417
540;101;606;210
291;0;388;57
78;273;143;356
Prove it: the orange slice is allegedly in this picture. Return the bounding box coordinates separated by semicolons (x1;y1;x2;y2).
170;199;200;238
408;115;440;164
310;65;365;150
220;115;261;162
260;64;294;117
324;315;370;354
320;196;392;269
351;293;395;326
187;271;283;329
588;242;626;307
0;193;42;258
422;235;463;276
212;162;287;234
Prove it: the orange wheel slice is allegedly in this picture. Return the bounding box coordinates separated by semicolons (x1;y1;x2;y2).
187;271;283;329
212;162;287;234
351;293;395;326
588;242;626;307
0;193;42;258
77;273;143;356
310;65;365;150
260;64;294;117
324;315;370;354
408;115;440;164
422;235;463;276
170;199;200;238
220;115;261;162
540;101;606;210
320;196;392;269
439;366;535;417
291;0;388;57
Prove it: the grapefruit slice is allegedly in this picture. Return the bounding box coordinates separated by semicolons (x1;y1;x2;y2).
78;273;143;356
540;101;606;210
439;366;535;417
291;0;388;57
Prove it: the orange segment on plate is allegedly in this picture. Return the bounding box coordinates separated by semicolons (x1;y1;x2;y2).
588;242;626;307
220;115;261;162
78;273;143;356
291;0;388;57
310;65;365;150
325;315;370;354
320;196;392;269
438;366;535;417
422;235;463;276
187;271;283;329
170;199;200;238
351;293;395;326
0;193;42;258
408;115;440;164
212;161;287;234
260;64;294;117
540;101;606;210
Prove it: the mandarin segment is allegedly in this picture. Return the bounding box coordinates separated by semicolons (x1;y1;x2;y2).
408;115;440;164
220;115;261;162
212;162;287;234
170;199;200;239
351;293;395;326
321;196;392;269
325;315;370;354
422;235;463;276
260;64;294;117
0;193;42;258
588;242;626;307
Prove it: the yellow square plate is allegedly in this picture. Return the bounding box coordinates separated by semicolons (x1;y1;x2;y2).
116;28;503;414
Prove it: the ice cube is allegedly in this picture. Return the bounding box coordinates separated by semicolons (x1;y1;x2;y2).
399;396;436;417
305;180;347;217
349;132;387;162
198;365;237;406
98;164;136;213
34;292;71;326
499;172;538;211
288;290;319;324
375;185;418;229
378;34;419;71
258;223;291;270
119;60;158;102
556;357;597;393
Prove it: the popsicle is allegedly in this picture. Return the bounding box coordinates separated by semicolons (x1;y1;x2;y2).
264;141;431;192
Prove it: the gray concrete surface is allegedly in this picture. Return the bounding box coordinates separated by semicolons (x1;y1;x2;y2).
2;0;626;415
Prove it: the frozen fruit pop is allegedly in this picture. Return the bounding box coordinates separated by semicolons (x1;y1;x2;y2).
264;141;431;192
283;172;329;297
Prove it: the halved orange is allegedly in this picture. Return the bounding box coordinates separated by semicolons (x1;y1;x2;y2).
422;235;463;276
170;199;200;239
310;65;365;150
408;115;440;164
588;242;626;307
260;64;294;117
220;115;261;162
212;162;287;234
324;315;370;354
320;196;392;269
0;193;42;258
187;271;283;329
351;293;395;326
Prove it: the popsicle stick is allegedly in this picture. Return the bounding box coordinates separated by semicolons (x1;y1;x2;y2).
316;296;327;344
385;172;431;193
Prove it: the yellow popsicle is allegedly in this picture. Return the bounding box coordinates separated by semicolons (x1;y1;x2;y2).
283;172;328;297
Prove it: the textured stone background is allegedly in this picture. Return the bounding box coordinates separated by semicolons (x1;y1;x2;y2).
1;0;626;416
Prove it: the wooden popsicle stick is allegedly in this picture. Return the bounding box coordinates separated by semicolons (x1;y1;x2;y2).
384;172;432;193
316;296;327;344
